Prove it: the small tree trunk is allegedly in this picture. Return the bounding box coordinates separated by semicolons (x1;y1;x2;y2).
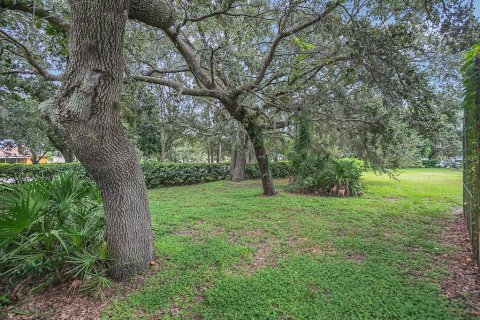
232;128;247;182
217;143;222;163
30;153;39;165
45;124;75;162
247;141;256;164
244;115;275;196
62;149;75;163
230;138;237;179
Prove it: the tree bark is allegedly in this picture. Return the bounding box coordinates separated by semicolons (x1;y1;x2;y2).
231;127;247;182
61;148;75;163
243;114;275;196
48;133;75;162
229;137;237;179
217;143;222;163
247;141;256;164
40;0;173;280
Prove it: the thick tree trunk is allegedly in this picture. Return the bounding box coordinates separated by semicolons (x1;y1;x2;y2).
231;128;247;182
42;0;158;280
243;115;275;196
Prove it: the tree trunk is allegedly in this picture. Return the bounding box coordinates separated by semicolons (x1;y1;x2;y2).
428;146;439;160
45;119;76;162
243;114;275;196
30;153;39;165
62;148;75;163
231;127;247;182
217;143;222;163
230;137;237;179
42;0;157;280
247;141;256;164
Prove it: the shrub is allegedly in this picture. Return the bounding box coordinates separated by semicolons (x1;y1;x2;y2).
0;163;87;183
318;157;367;196
0;161;291;189
142;162;230;188
289;156;367;196
0;172;111;297
244;161;290;179
421;159;440;168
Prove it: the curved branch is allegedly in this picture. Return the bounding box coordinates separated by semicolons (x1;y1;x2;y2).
163;28;216;90
0;0;70;32
0;29;62;81
130;74;218;98
129;0;175;29
183;2;238;23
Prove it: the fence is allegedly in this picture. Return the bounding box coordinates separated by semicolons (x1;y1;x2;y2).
462;46;480;264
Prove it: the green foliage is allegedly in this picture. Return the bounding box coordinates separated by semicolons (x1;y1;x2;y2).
0;173;110;296
0;161;291;189
462;44;480;265
289;156;367;196
142;162;230;188
319;157;367;196
244;161;291;180
421;159;440;168
0;163;87;182
289;111;366;195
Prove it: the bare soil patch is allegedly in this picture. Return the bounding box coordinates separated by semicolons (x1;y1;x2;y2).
438;208;480;316
0;261;163;320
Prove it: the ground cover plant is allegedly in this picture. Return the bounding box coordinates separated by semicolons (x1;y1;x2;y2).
70;168;468;320
0;173;111;298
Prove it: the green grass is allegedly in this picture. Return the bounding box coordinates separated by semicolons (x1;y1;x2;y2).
103;168;468;319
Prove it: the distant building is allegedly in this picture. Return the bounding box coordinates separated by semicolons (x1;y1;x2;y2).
0;147;48;164
52;156;66;163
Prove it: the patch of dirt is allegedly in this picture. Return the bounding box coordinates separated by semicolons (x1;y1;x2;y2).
227;241;275;275
437;208;480;316
193;282;212;304
171;220;223;240
383;197;402;202
0;260;163;320
287;236;335;256
346;252;365;262
252;242;272;270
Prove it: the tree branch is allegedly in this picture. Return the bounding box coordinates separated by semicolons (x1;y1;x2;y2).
234;0;341;95
182;2;238;24
0;0;70;32
130;74;218;98
0;29;62;81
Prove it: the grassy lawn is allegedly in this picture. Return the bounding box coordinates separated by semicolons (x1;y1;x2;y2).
103;168;464;319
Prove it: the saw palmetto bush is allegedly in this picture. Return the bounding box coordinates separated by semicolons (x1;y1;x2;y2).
288;109;366;196
316;157;367;196
0;172;112;296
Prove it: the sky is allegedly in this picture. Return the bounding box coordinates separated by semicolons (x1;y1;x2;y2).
475;0;480;17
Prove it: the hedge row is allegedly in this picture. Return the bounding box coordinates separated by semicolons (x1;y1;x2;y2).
421;160;439;168
0;161;290;188
142;162;230;188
